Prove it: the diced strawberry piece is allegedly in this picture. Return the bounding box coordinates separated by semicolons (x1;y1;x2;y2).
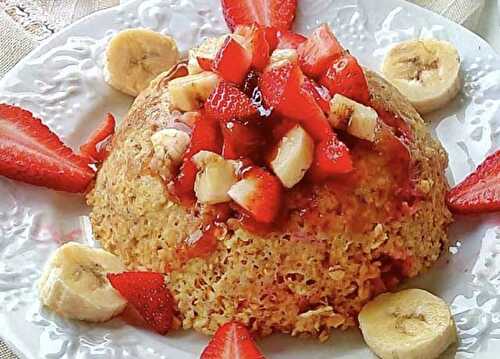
302;78;331;114
271;117;299;141
79;113;116;163
221;121;265;160
107;272;175;335
174;115;222;200
197;57;214;71
205;81;258;122
221;0;297;32
309;134;353;181
0;104;94;193
176;225;219;265
201;321;266;359
276;30;307;50
297;24;344;78
264;27;279;51
446;150;500;214
230;166;283;224
213;36;252;84
235;25;271;71
320;53;370;105
259;63;332;141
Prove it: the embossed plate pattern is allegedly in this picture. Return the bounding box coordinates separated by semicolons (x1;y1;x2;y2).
0;0;499;358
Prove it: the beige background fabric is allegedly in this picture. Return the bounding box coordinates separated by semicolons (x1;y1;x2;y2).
0;0;492;358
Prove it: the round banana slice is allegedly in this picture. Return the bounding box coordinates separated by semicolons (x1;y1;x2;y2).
358;288;457;359
38;242;127;322
381;39;461;115
105;28;180;97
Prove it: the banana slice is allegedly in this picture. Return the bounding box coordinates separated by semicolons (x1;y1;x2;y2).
359;288;457;359
381;39;461;114
38;242;127;322
105;28;180;97
168;71;220;112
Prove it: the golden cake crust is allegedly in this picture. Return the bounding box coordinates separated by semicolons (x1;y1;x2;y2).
87;69;452;340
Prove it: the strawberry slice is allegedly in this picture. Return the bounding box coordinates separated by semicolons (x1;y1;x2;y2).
302;77;331;114
213;36;252;85
235;25;271;71
264;27;279;51
201;321;265;359
205;81;258;122
0;104;94;193
174;115;222;200
259;63;332;141
107;272;175;335
297;24;344;78
197;56;214;72
228;166;283;224
221;120;265;160
319;53;370;105
446;150;500;214
79;113;116;163
221;0;297;32
176;225;219;265
276;30;307;50
309;134;353;181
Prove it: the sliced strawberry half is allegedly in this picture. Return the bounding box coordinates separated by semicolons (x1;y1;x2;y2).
201;321;266;359
79;113;116;163
235;25;271;71
309;133;353;182
276;30;307;50
319;53;370;105
259;63;332;141
302;77;331;114
221;0;297;32
205;81;258;122
228;166;283;224
107;272;175;335
446;150;500;214
0;104;94;193
213;36;252;85
174;115;222;200
298;24;344;78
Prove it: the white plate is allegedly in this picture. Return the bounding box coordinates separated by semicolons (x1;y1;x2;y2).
0;0;499;358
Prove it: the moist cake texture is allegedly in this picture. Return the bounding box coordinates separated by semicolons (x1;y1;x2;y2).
87;68;452;340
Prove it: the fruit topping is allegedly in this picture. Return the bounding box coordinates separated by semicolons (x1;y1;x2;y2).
221;121;265;161
213;36;252;84
193;151;239;204
259;63;334;141
189;36;228;74
80;113;116;163
221;0;297;32
168;72;221;111
329;94;379;142
151;128;191;180
302;77;331;114
176;225;220;266
446;150;500;214
0;104;94;193
268;49;299;69
107;271;175;335
320;53;370;105
228;166;283;224
205;81;258;122
297;24;344;78
174;115;222;200
270;125;314;188
276;30;307;50
201;321;266;359
309;133;353;182
235;25;271;71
